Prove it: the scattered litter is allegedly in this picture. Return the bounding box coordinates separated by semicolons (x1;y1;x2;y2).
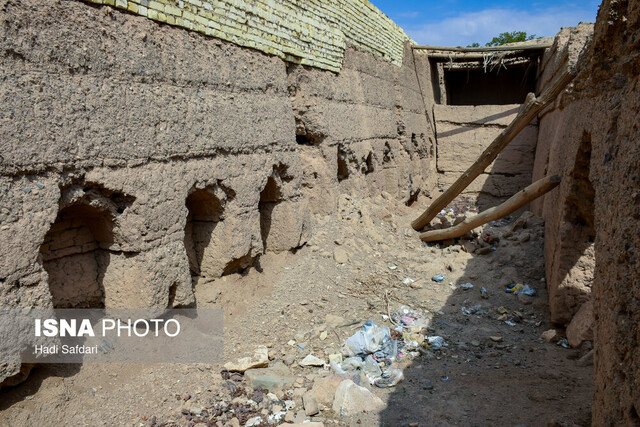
496;306;508;315
504;320;517;326
426;336;447;350
557;338;571;349
481;287;488;299
329;353;343;364
296;344;304;350
340;357;365;372
284;266;293;270
363;355;382;379
432;275;445;282
338;320;405;388
441;375;449;382
388;265;397;270
343;320;390;356
319;331;328;341
391;305;428;331
373;368;404;387
402;277;415;285
458;282;474;290
506;283;536;296
489;215;513;227
287;340;296;346
461;305;483;316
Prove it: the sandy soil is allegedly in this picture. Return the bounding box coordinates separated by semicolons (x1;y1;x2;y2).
0;194;593;426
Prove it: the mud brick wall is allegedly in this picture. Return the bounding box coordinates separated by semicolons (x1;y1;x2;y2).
433;104;538;209
531;1;640;423
532;23;595;325
0;0;436;385
82;0;412;72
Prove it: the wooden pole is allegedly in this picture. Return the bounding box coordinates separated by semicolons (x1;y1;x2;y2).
412;43;553;52
411;68;575;231
419;175;561;242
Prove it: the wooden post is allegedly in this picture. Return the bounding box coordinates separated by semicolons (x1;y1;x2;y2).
419;175;561;242
411;68;575;231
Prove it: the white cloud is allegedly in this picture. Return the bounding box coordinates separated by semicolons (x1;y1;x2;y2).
404;6;598;47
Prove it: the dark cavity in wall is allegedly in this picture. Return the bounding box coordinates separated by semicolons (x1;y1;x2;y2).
565;131;596;242
184;187;225;278
40;184;134;308
259;165;290;253
40;204;113;308
337;146;350;181
362;152;374;174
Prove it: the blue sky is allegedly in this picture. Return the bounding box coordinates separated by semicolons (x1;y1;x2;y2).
370;0;601;46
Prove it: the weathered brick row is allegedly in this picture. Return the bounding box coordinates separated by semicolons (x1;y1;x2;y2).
81;0;412;72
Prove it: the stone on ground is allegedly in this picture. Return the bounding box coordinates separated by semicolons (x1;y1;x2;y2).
224;346;269;373
303;390;320;416
333;247;349;264
566;300;594;348
332;379;385;416
300;354;325;367
541;329;558;342
244;362;295;390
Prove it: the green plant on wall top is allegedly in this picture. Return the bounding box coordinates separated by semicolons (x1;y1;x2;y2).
468;31;539;47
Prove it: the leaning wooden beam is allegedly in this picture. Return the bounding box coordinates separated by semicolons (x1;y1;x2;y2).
411;68;575;231
412;43;553;52
419;175;561;242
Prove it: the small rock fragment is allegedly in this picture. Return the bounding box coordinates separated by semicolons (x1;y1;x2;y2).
300;355;325;367
541;329;558;342
303;390;320;416
224;346;269;373
333;247;349;264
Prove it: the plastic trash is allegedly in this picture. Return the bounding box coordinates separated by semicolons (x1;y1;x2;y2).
391;305;427;331
557;338;571;349
344;320;390;355
426;336;447;350
504;320;516;326
402;277;415;285
341;356;365;372
458;282;474;290
373;368;404;387
432;275;445;282
373;339;400;362
363;355;382;379
506;283;536;296
329;353;343;364
496;306;507;314
461;305;482;315
481;287;488;299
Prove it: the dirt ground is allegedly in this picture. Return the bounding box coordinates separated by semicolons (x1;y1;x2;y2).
0;194;593;426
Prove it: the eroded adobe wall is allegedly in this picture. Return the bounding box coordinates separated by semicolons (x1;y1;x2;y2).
434;104;538;209
288;42;436;214
532;1;640;423
0;0;436;384
532;23;595;325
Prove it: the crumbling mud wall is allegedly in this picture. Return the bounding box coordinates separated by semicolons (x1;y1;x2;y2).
532;1;640;423
532;23;596;325
434;104;538;209
288;42;436;214
0;0;436;384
